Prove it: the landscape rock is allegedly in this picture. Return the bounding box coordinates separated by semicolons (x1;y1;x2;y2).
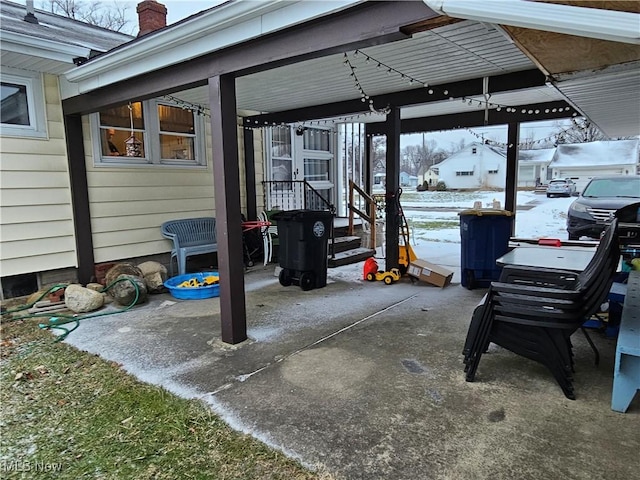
109;274;148;306
137;261;168;293
104;263;144;287
64;284;104;313
86;283;104;292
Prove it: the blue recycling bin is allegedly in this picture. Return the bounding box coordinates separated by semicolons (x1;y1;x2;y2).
459;209;513;290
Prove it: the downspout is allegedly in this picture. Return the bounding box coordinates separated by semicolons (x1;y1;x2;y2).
423;0;639;45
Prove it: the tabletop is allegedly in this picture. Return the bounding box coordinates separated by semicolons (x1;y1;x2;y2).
496;246;596;272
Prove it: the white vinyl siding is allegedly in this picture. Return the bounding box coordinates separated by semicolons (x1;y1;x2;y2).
0;74;77;276
84;116;225;263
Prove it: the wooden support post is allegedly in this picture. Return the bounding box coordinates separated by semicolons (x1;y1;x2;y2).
385;106;401;270
209;74;247;344
505;122;520;235
64;114;95;284
243;126;257;220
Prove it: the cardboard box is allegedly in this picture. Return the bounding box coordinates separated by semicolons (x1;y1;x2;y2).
407;259;454;288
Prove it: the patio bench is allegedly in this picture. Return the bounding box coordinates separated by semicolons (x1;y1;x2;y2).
161;217;217;276
611;270;640;413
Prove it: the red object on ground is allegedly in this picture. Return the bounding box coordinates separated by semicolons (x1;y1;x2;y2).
363;257;378;280
538;238;562;247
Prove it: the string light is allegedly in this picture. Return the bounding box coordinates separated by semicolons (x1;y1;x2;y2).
342;53;391;115
352;49;577;119
162;95;211;117
462;119;590;149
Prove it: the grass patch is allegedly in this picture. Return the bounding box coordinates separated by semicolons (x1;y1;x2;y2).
0;319;329;480
410;220;459;230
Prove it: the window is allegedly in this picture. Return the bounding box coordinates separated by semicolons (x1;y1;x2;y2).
472;147;477;154
456;171;474;176
270;126;293;190
488;169;499;174
0;69;47;138
92;99;205;167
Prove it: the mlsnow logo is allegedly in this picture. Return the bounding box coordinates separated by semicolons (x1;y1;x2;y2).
0;460;63;472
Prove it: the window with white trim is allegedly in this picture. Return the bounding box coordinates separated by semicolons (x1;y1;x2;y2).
0;69;47;138
456;171;474;176
92;99;206;167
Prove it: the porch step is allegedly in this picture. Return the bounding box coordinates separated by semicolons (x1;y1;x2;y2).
331;235;362;254
328;247;376;268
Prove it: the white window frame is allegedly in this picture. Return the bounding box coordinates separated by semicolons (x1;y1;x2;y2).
0;68;47;139
91;99;206;168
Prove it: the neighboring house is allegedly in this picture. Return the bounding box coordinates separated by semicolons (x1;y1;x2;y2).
548;140;640;191
436;143;506;189
517;148;555;187
399;171;418;188
0;0;131;297
373;172;386;191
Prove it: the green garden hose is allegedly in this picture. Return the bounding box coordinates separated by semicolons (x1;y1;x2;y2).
3;278;141;342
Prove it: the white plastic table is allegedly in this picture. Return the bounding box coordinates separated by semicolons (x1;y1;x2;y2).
496;246;595;272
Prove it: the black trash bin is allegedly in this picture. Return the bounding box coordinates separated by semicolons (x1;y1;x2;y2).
272;209;334;291
459;209;513;290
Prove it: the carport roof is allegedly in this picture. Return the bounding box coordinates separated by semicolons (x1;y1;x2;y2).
59;0;640;138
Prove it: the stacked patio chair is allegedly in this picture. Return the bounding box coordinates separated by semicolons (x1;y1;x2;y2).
462;219;621;399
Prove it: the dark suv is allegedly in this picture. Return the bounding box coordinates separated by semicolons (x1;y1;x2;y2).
567;175;640;240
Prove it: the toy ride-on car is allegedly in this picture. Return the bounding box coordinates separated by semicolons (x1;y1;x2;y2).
366;268;401;285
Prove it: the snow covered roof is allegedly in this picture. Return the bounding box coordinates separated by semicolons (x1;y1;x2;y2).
0;0;132;54
550;139;639;167
519;148;555;164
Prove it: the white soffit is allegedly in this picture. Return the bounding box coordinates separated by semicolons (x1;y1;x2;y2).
234;21;534;113
554;65;640;138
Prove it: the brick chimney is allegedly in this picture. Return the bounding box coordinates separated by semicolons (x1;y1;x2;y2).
137;0;167;37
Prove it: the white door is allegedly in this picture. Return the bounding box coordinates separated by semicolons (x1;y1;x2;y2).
266;126;334;210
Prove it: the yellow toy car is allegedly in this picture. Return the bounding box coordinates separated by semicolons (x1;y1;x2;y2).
366;268;401;285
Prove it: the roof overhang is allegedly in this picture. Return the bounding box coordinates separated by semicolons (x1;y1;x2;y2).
63;0;364;94
424;0;639;44
0;29;91;70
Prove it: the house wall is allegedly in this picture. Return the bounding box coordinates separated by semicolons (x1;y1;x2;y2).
83;116;253;264
438;147;506;190
0;74;77;277
551;165;631;192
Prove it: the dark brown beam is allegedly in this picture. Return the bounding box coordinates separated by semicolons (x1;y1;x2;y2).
209;74;247;345
244;70;549;126
385;107;401;271
243;128;257;221
63;1;435;116
64;114;95;284
505;122;520;235
365;101;576;135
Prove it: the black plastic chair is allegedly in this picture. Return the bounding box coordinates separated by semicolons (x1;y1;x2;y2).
462;219;620;399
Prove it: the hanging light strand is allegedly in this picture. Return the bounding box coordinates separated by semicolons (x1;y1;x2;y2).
162;95;211;117
352;49;578;118
343;53;391;115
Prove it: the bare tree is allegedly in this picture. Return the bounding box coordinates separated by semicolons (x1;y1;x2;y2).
553;117;609;144
39;0;132;32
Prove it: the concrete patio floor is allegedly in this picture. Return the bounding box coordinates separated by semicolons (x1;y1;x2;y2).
62;251;639;480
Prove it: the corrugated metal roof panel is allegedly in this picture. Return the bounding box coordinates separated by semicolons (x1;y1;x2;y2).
556;66;640;137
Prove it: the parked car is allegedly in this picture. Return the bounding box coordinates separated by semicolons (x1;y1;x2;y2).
546;178;577;197
567;175;640;240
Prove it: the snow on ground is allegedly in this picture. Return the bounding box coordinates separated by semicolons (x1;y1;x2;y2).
328;191;577;283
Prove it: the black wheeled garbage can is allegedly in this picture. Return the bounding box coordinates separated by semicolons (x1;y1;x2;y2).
459;209;513;290
272;209;334;291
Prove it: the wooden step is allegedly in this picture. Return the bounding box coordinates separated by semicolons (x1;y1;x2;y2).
328;247;375;268
330;235;362;254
